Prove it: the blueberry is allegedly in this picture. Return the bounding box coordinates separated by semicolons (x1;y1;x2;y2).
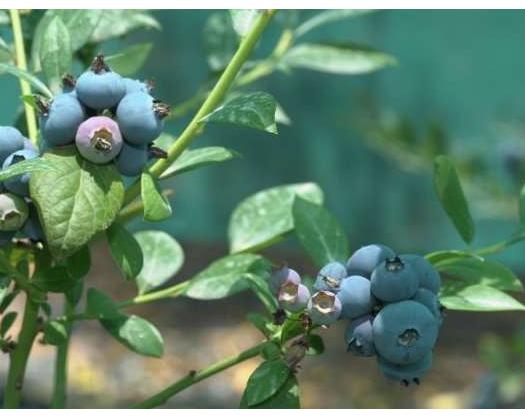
370;256;420;302
0;193;29;231
337;275;377;319
0;230;15;246
307;291;342;326
278;281;310;313
21;204;44;242
115;142;148;177
314;261;347;292
123;78;152;95
373;300;438;365
269;265;301;294
412;288;443;325
76;54;126;110
346;244;395;278
116;92;170;145
39;93;87;147
2;149;39;196
378;352;432;386
0;126;25;163
400;254;441;294
345;315;376;357
75;116;123;164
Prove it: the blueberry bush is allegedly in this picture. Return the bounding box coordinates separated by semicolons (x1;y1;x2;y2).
0;9;524;409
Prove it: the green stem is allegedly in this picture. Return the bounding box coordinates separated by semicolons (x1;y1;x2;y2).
3;296;39;408
122;10;276;206
9;9;38;144
118;281;188;309
50;300;74;408
134;341;268;408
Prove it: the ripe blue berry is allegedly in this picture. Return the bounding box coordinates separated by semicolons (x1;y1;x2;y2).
373;300;438;365
269;265;301;294
76;55;125;110
115;142;148;177
307;291;342;325
337;275;377;319
345;315;376;357
370;256;419;302
75;116;123;164
123;78;152;95
400;254;441;294
346;244;395;278
278;281;310;313
40;93;87;147
0;126;25;163
116;92;169;145
314;261;347;292
378;352;432;386
412;288;443;325
0;193;29;231
22;204;44;241
2;149;39;196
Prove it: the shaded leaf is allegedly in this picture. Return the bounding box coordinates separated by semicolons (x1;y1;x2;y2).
243;359;291;406
0;157;56;182
86;288;121;319
40;15;72;90
107;223;143;280
0;63;53;97
0;312;17;337
305;334;325;355
0;277;10;307
141;172;172;222
295;10;374;38
90;10;160;43
64;246;91;280
241;370;300;409
105;43;153;76
43;320;67;345
160;147;239;179
203;12;238;71
230;10;260;37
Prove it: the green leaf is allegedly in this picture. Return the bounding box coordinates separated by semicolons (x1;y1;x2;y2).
105;43;153;76
0;312;17;337
295;10;374;38
229;10;260;37
107;223;143;280
65;278;84;306
86;288;121;319
281;317;307;345
243;359;291;406
241;374;300;409
0;277;10;307
203;12;238;71
40;15;72;91
43;320;67;345
29;147;125;260
0;157;56;182
228;183;324;254
246;274;279;313
141;172;172;222
185;254;268;300
440;284;525;312
425;250;481;267
433;155;475;244
202;91;278;134
438;258;523;292
283;43;396;75
160;147;239;180
305;334;325;355
33;266;77;293
292;197;349;268
100;314;164;358
90;10;160;43
246;312;275;337
64;246;91;280
0;63;53;98
134;230;184;294
519;184;525;226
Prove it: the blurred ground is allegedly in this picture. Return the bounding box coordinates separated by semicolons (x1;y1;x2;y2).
1;240;524;408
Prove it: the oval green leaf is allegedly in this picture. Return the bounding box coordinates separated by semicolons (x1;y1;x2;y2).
107;223;143;280
40;15;72;90
243;359;291;407
440;284;525;311
141;172;172;222
105;43;153;76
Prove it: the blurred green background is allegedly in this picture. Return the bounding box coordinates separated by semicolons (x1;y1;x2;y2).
1;9;525;409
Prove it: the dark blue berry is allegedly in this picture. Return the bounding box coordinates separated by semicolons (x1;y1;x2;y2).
40;93;87;147
2;149;39;196
371;256;419;302
0;126;25;163
337;275;377;319
345;315;376;357
400;254;441;294
21;204;44;242
378;352;432;385
412;288;443;325
115;142;148;177
346;244;395;278
314;261;347;292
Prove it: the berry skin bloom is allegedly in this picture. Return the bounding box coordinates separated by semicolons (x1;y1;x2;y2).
116;92;169;146
412;288;443;325
0;193;29;232
269;265;301;294
400;254;441;294
346;244;395;278
0;126;25;163
372;300;438;365
76;54;126;110
314;261;347;292
123;78;152;95
75;116;123;164
115;142;149;177
307;291;342;325
2;149;39;197
378;352;433;386
345;315;376;357
337;275;377;319
370;256;420;302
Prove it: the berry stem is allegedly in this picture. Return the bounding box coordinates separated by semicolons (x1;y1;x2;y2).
133;341;269;408
121;10;277;206
2;296;39;408
9;9;39;145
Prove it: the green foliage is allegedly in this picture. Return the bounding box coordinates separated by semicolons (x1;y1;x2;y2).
230;10;260;37
0;277;10;307
133;230;184;294
42;320;67;345
228;183;324;253
106;223;143;280
293;197;349;268
39;15;71;91
203;12;238;71
295;10;374;38
433;155;475;244
89;10;160;43
0;312;17;337
0;157;55;182
241;373;300;408
105;43;153;76
241;359;291;407
141;172;172;222
202;91;278;134
64;246;91;281
30;147;125;259
0;63;53;97
86;288;120;319
440;284;525;312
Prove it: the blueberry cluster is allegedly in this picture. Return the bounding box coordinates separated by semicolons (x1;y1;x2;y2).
271;244;443;386
38;54;170;176
0;126;43;245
